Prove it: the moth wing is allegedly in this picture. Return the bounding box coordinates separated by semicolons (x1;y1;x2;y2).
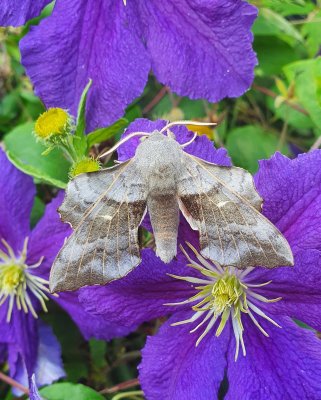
178;154;293;269
50;160;147;292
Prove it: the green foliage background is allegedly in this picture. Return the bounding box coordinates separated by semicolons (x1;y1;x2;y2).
1;1;321;398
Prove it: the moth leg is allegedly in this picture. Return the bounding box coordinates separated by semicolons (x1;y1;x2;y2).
147;194;179;263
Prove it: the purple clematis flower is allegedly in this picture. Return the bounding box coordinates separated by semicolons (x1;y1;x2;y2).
0;1;257;131
0;149;131;394
79;119;321;399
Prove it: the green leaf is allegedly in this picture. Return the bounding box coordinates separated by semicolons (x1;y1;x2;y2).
283;58;321;130
87;118;128;147
302;10;321;57
259;0;314;16
73;80;92;155
270;100;314;132
43;305;89;382
4;122;70;188
30;197;45;228
253;8;303;46
254;36;300;76
89;339;107;369
39;383;104;400
179;97;207;119
125;103;142;123
226;125;288;173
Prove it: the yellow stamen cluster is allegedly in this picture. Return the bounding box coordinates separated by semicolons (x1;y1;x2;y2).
0;238;52;322
69;157;100;177
0;264;24;294
34;108;70;139
167;243;282;360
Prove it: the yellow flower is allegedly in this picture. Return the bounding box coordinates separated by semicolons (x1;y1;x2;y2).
34;108;70;139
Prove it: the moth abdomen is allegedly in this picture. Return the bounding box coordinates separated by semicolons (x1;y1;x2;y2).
147;194;180;263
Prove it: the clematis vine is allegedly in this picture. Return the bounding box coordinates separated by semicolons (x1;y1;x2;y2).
79;119;321;399
0;149;132;394
0;1;257;130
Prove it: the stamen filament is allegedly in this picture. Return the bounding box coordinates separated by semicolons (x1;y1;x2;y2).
196;314;219;346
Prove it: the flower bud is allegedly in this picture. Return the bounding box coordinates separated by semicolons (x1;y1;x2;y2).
69;157;100;178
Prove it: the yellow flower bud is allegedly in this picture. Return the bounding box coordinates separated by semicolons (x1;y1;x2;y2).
34;108;70;140
69;157;100;178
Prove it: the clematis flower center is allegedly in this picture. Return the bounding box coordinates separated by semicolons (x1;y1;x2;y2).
34;108;69;139
167;243;282;360
0;238;51;322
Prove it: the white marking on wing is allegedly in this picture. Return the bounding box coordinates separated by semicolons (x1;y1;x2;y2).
101;215;113;220
217;201;232;208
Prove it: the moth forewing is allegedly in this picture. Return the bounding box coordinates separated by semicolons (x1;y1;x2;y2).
177;153;294;269
49;160;147;293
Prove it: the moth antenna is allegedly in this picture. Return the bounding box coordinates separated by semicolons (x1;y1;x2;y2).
181;132;197;148
99;131;150;159
160;120;217;133
166;129;176;140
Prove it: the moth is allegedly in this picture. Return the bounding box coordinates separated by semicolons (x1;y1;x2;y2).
50;120;293;293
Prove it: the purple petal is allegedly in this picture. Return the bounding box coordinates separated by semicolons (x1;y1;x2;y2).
118;118;231;165
27;191;71;278
249;250;321;332
138;0;257;102
0;0;50;27
79;249;192;328
29;375;42;400
9;321;64;397
255;150;321;253
0;149;35;253
34;322;65;386
226;317;321;399
139;311;229;400
4;310;38;376
55;291;134;340
8;349;28;397
20;0;150;131
0;344;7;362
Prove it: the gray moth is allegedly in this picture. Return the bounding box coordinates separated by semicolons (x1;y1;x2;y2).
49;121;294;292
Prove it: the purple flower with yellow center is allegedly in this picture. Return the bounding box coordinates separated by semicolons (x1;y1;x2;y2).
0;1;257;130
0;149;131;394
80;119;321;399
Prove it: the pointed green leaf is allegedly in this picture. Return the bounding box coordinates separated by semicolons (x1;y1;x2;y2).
73;79;92;155
87;118;128;147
